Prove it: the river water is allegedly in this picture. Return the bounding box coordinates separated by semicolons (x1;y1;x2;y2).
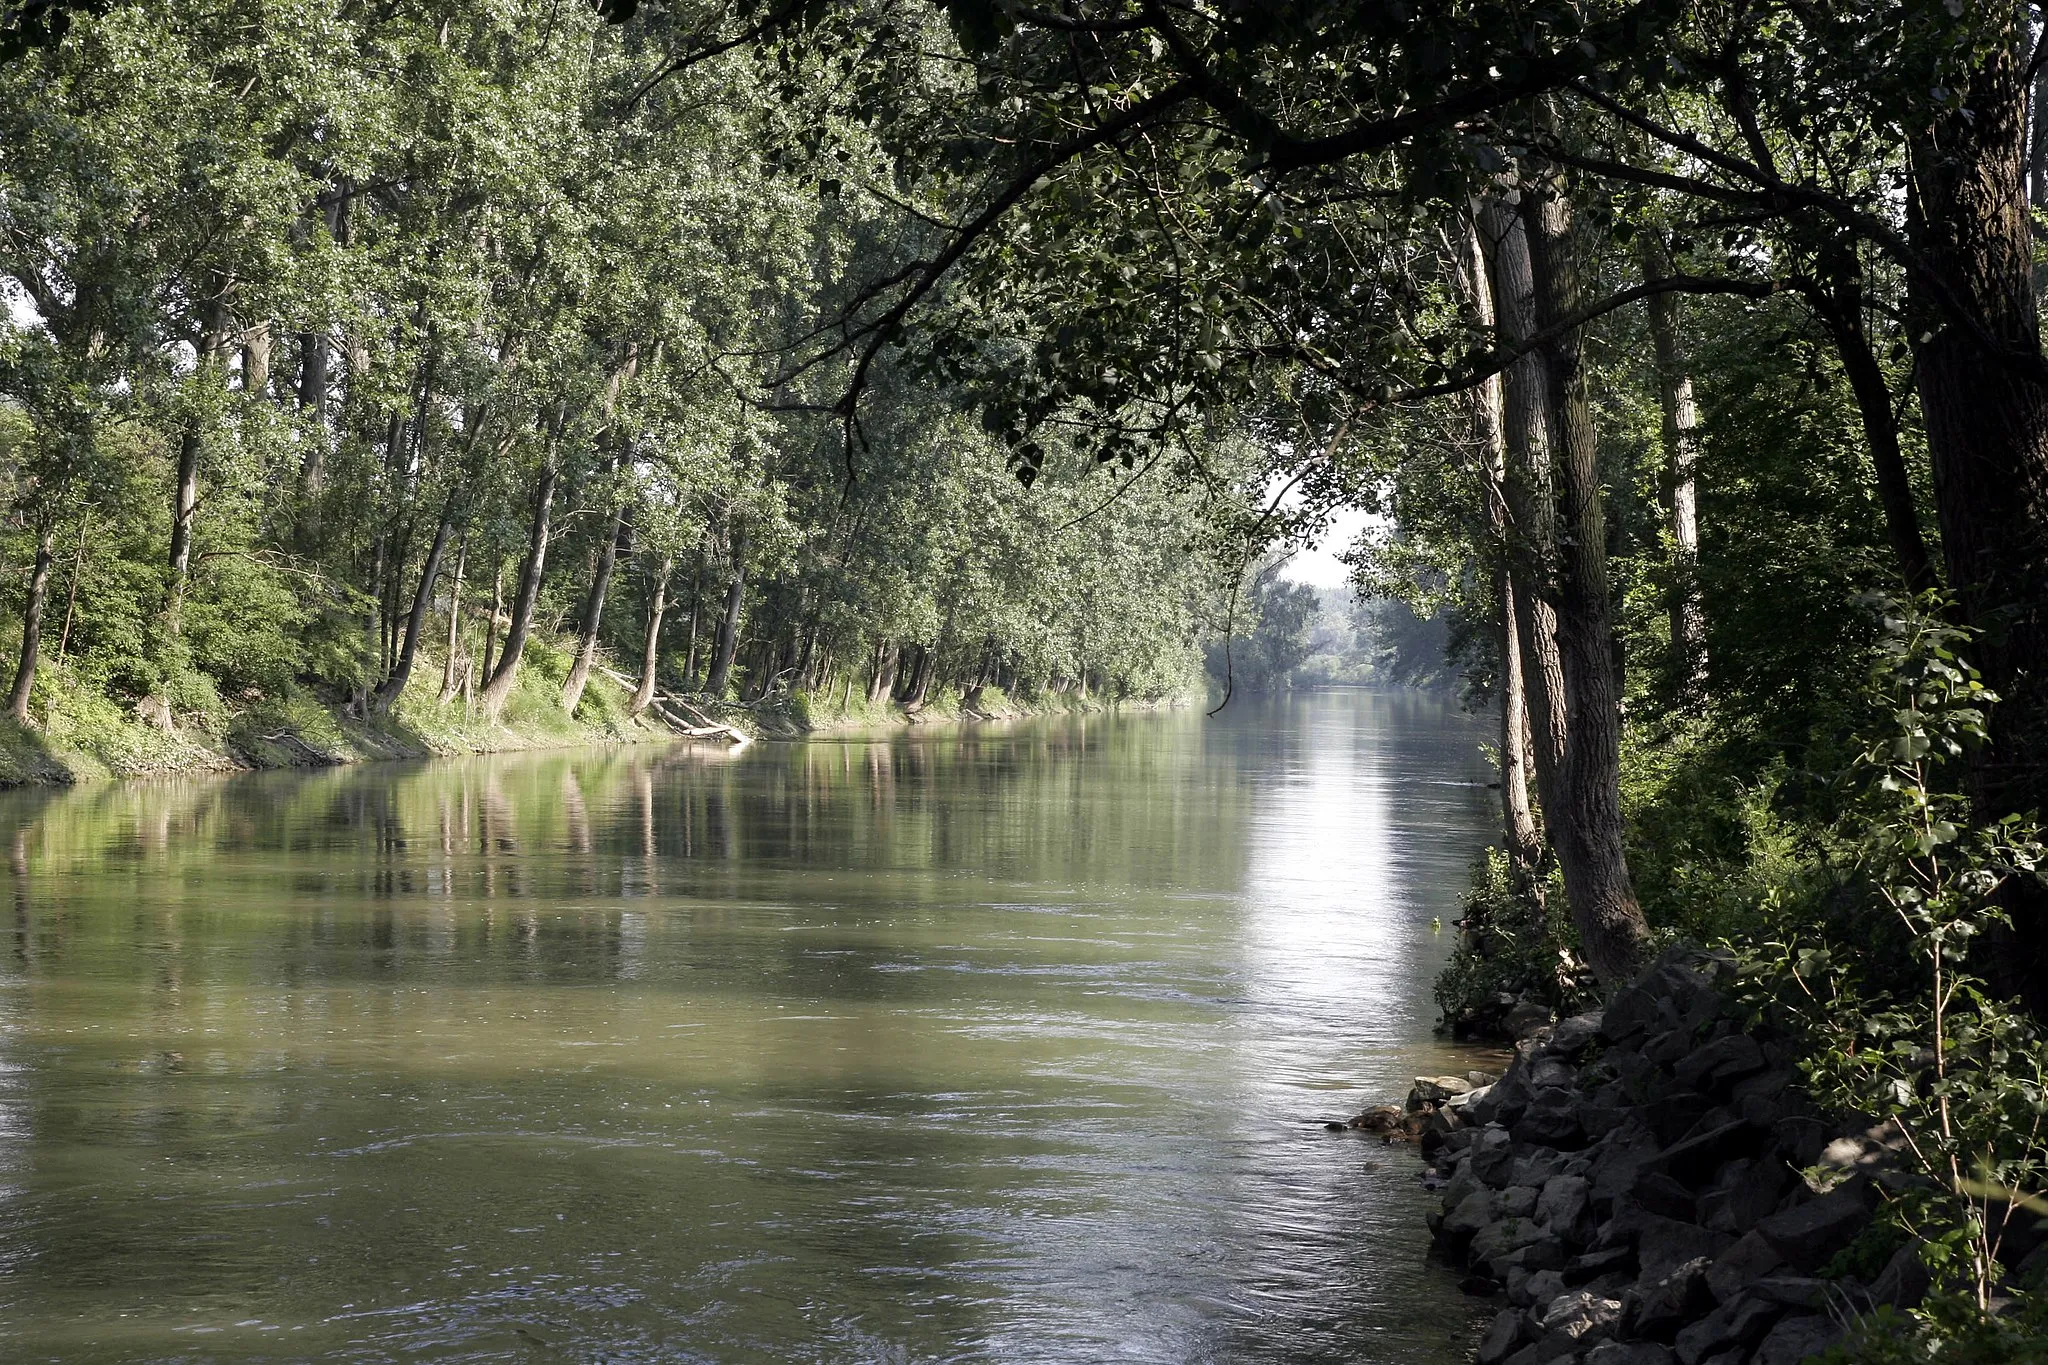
0;690;1497;1363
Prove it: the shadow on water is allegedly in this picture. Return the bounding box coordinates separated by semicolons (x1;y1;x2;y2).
0;691;1495;1362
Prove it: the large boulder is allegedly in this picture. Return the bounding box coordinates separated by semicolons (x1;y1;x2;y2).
1754;1179;1873;1273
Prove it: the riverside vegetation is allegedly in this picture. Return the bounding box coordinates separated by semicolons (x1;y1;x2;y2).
10;1;2048;1359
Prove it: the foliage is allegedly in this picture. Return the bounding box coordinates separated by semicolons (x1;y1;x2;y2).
1744;598;2048;1315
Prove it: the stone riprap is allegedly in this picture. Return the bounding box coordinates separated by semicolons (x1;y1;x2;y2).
1403;950;1938;1365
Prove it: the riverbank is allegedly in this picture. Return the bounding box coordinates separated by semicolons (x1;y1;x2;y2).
1395;948;1947;1365
0;644;1195;787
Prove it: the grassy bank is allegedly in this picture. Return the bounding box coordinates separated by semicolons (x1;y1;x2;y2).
0;643;1195;788
0;635;671;787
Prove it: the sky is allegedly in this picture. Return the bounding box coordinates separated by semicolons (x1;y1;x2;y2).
1274;507;1371;591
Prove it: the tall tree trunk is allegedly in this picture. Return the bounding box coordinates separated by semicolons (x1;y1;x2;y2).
7;520;55;723
1461;212;1545;872
1478;193;1572;823
479;459;559;717
562;508;629;714
243;322;271;397
704;533;748;699
479;562;504;691
438;536;467;704
1638;231;1709;699
296;329;330;501
631;555;673;716
373;497;458;714
1520;152;1652;988
1904;27;2048;1008
1806;271;1940;595
168;305;233;628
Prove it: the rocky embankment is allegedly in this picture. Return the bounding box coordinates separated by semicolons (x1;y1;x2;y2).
1392;950;1945;1365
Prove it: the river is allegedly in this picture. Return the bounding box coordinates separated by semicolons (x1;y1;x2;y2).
0;690;1497;1362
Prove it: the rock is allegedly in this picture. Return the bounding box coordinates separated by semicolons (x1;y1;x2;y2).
1643;1092;1714;1145
1589;1121;1665;1211
1636;1216;1733;1282
1673;1034;1767;1094
1673;1292;1783;1365
1524;1269;1568;1309
1411;1075;1475;1108
1706;1230;1788;1303
1477;1307;1526;1365
1632;1169;1699;1221
1565;1245;1637;1283
1517;1087;1587;1148
1773;1115;1829;1166
1748;1276;1829;1310
1445;1159;1483;1210
1469;1075;1530;1128
1499;1238;1574;1275
1472;1127;1518;1188
1586;1345;1676;1365
1505;999;1555;1038
1870;1242;1929;1309
1537;1175;1592;1235
1444;1189;1496;1239
1470;1069;1503;1087
1350;1105;1405;1133
1513;1150;1570;1189
1625;1255;1712;1340
1529;1056;1579;1090
1751;1313;1842;1365
1550;1011;1604;1057
1600;984;1673;1048
1496;1184;1541;1220
1472;1218;1549;1271
1538;1287;1624;1342
1699;1157;1791;1235
1754;1179;1873;1272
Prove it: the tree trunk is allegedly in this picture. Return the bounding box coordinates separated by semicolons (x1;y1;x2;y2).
296;329;330;501
631;555;673;716
438;536;467;704
1638;231;1709;699
243;322;271;397
7;521;55;723
1904;28;2048;1009
1461;212;1545;872
373;497;457;714
562;508;629;715
1478;193;1572;822
478;459;559;716
479;562;504;691
1807;271;1939;595
1520;155;1652;988
704;534;748;698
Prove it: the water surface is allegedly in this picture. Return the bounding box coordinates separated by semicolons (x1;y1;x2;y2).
0;690;1495;1362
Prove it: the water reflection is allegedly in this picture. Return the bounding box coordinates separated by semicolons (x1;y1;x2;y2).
0;691;1493;1362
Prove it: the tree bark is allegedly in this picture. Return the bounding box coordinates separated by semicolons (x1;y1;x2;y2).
1806;272;1939;595
438;536;467;704
1461;211;1545;872
373;496;458;714
1478;193;1571;823
1904;27;2048;1008
479;562;504;692
562;507;629;715
7;520;55;723
1638;231;1709;699
243;322;271;398
1905;34;2048;825
631;555;673;716
704;533;748;699
478;456;559;717
1519;151;1652;988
